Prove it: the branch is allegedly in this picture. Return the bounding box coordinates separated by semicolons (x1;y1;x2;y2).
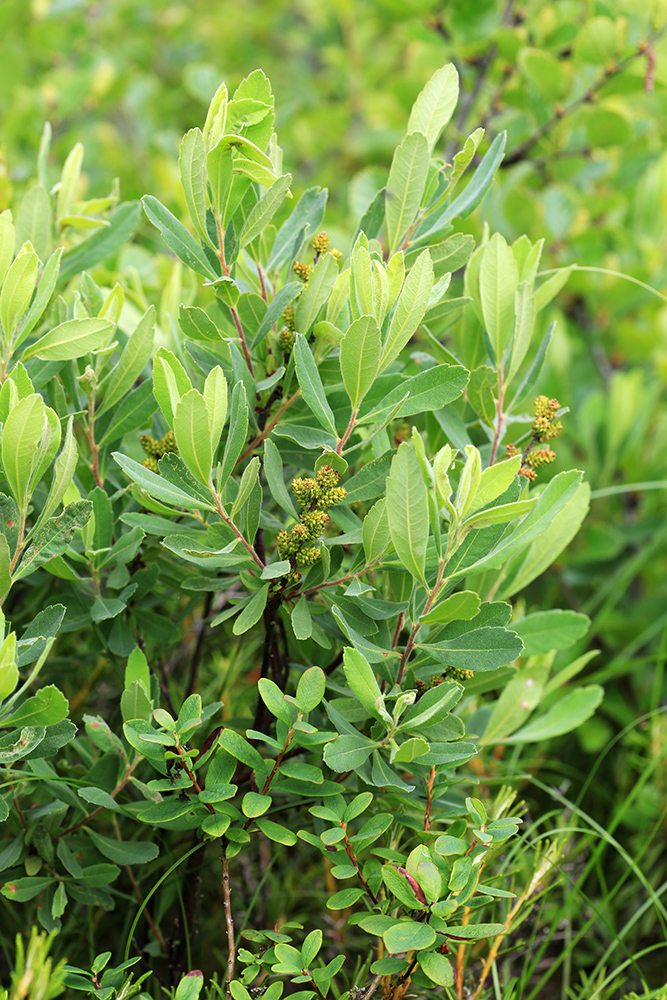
222;843;236;999
236;390;301;466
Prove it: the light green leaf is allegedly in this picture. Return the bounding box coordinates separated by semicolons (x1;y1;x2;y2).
419;951;454;987
420;590;481;626
239;173;292;249
15;247;63;347
323;734;377;771
504;685;604;743
295;253;338;335
343;647;384;721
383;920;436;954
56;143;83;222
385;132;430;255
479;232;518;367
481;663;550;744
291;595;312;641
296;666;326;712
507;282;536;385
173;390;213;486
463;498;537;531
533;265;574;312
340;315;381;409
467;455;521;515
35;416;78;528
512;610;590;656
1;248;38;346
0;210;15;287
203;366;227;453
153;348;193;428
417;626;523;672
407;63;459;151
1;393;46;505
24;317;113;361
113;453;216;511
381;250;433;371
15;184;52;263
386;439;429;583
99;306;155;415
179;127;209;246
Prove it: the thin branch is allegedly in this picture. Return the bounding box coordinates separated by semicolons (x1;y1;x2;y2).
236;390;301;466
211;485;265;569
502;37;663;168
336;408;357;455
222;843;236;999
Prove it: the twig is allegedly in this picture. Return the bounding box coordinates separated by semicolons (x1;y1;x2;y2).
360;974;383;1000
88;395;103;488
396;560;447;683
211;485;265;569
216;217;254;376
424;765;436;831
336;408;358;455
236;390;301;465
501;37;663;168
222;843;236;999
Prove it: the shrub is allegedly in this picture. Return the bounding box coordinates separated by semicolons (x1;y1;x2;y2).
0;66;599;998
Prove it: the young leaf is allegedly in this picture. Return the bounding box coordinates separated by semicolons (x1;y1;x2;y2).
386;132;430;255
179;127;209;246
479;232;518;367
380;250;433;370
407;63;459;151
173;390;213;486
239;173;292;249
295;253;338;335
232;583;269;635
1;248;38;345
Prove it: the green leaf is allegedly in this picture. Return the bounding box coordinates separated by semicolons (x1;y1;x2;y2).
252;281;302;348
1;877;55;902
417;626;523;672
142;196;218;279
239;173;292;249
175;971;205;1000
295;253;338;335
519;47;571;101
420;591;480;626
386;132;430;255
323;734;377;771
327;887;367;909
343;647;384;721
533;266;574;313
339;315;382;409
232;583;269;635
268;185;327;272
98;379;156;445
407;63;459;151
504;685;604;744
16;184;53;260
242;792;272;817
0;529;11;602
386;439;428;583
152;348;193;428
16;247;63;347
1;248;38;346
419;951;454;986
296;666;326;712
423;131;506;236
0;210;15;287
58;201;141;285
120;679;153;723
512;610;589;655
218;381;248;490
481;664;550;744
380;250;433;371
442;923;506;941
509;322;554;410
264;439;298;519
258;677;292;724
359;364;469;426
507;282;536;385
398;682;462;731
293;334;337;436
362;498;390;564
291;595;312;641
1;393;44;504
453;471;583;577
114;453;215;511
463;498;537;531
383;920;436;954
86;829;159;866
14;499;93;581
99;306;155;415
179;127;209;246
174;390;213;485
2;684;67;728
467;456;521;515
479;233;518;367
24;318;113;361
254;817;297;846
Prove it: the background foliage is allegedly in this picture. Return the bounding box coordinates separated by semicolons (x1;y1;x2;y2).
1;2;667;999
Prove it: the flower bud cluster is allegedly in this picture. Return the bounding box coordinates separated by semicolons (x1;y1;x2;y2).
506;396;564;481
445;667;474;682
293;260;313;284
140;430;178;472
277;465;347;572
278;328;295;353
282;305;296;331
533;396;562;442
